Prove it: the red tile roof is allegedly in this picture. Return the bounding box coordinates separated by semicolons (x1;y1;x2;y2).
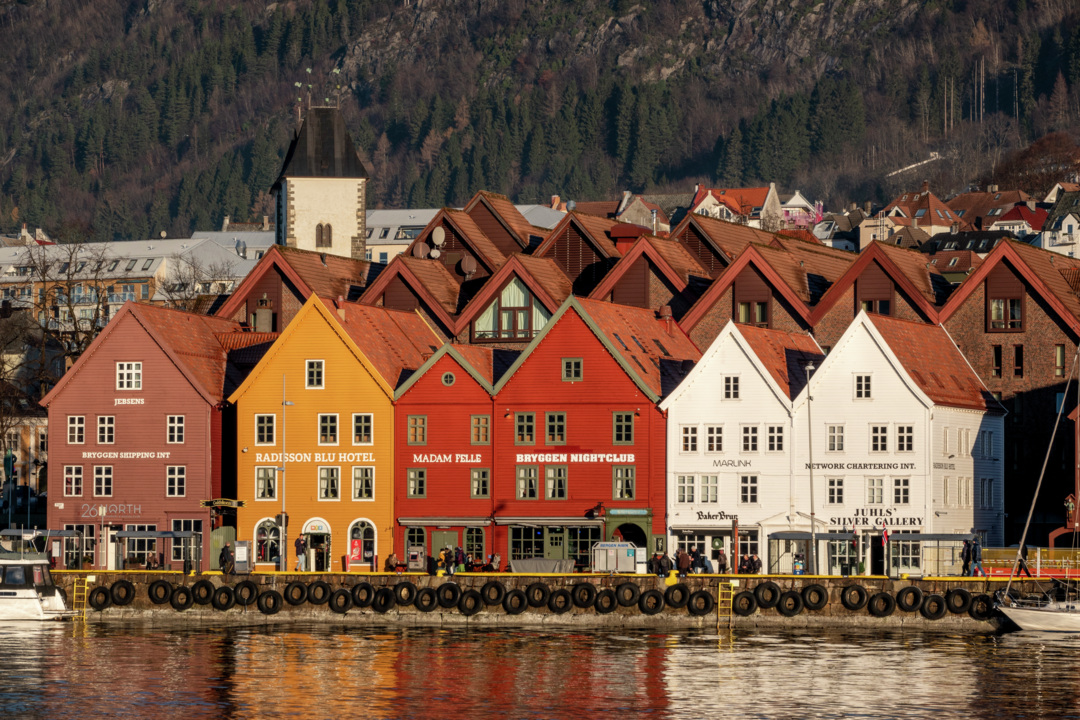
571;200;622;218
872;242;945;304
868;314;996;411
645;235;708;283
397;255;463;315
514;254;574;306
443;209;507;270
884;186;959;225
679;214;775;259
691;187;771;216
995;204;1048;231
213;331;280;351
775;229;822;245
737;325;823;399
947;190;1030;230
927;250;983;274
471;191;537;246
276;246;383;300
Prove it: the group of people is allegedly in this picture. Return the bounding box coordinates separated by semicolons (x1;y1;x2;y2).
435;547;502;575
649;548;762;576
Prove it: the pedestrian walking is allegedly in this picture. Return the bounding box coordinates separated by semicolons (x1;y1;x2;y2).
1018;543;1033;578
961;539;971;576
294;536;307;572
676;548;691;577
969;536;985;577
716;548;727;574
219;543;234;576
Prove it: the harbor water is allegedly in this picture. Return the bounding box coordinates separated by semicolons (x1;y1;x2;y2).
3;622;1079;718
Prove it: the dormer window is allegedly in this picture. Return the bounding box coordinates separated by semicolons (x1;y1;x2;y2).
914;209;927;218
986;265;1024;332
473;278;551;341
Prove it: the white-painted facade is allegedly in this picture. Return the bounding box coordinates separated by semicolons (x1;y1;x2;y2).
276;176;367;259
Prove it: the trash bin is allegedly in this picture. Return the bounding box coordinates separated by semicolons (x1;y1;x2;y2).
840;562;851;577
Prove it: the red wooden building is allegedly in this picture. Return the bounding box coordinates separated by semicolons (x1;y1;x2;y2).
41;302;273;570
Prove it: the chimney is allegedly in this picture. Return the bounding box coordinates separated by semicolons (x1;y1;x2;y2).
951;223;959;234
335;295;346;321
864;201;871;214
1027;200;1036;212
262;215;269;231
694;183;699;194
912;217;918;229
550;194;560;210
920;180;929;195
615;236;637;255
222;215;230;232
651;208;658;235
658;305;673;335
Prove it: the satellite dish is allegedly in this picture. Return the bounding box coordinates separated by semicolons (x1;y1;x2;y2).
431;227;446;246
430;247;442;259
412;243;430;259
460;255;477;275
159;230;167;238
566;200;576;212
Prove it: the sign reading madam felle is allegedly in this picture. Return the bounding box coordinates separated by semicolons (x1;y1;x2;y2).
829;507;923;527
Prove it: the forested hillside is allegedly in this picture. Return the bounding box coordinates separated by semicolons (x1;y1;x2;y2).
1;0;1079;242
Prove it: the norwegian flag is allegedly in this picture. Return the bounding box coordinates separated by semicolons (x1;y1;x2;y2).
882;527;890;546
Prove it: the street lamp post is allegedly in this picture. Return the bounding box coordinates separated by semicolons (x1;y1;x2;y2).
805;362;818;576
279;375;294;572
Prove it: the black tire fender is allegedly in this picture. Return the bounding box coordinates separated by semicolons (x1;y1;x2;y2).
571;582;597;608
594;589;618;614
284;581;309;606
256;590;283;615
437;582;462;608
110;580;136;607
665;583;691;609
234;580;259;607
307;581;331;605
147;580;173;605
615;582;641;607
547;588;573;614
732;590;757;616
458;589;484;616
351;582;375;608
968;593;994;621
393;582;417;606
638;589;665;615
415;587;438;612
329;588;353;614
481;580;506;606
895;586;924;612
502;589;528;615
525;582;551;608
371;587;395;613
868;592;897;617
191;579;214;606
946;588;972;614
777;590;804;617
754;581;782;609
920;593;947;620
211;585;236;611
840;585;869;611
687;590;715;617
88;586;111;611
801;584;828;611
170;586;194;612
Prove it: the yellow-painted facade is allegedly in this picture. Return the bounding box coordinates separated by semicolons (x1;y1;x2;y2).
231;297;395;572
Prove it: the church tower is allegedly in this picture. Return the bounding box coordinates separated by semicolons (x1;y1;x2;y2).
272;107;371;260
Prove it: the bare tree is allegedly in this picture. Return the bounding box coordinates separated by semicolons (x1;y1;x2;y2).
156;250;239;312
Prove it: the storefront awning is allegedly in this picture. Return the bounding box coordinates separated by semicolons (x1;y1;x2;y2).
495;517;604;527
113;531;195;539
0;529;81;538
770;531;855;540
397;517;491;527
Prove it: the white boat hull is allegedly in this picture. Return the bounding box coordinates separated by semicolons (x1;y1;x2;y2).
999;603;1080;633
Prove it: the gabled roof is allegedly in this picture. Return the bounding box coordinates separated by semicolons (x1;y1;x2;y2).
533;212;623;260
465;191;540;249
455;254;571;332
947;189;1030;230
690;187;771;216
673;213;776;259
493;297;700;402
439;208;507;272
42;302;247;408
588;235;705;302
569;200;622;218
356;254;461;331
885;226;931;249
927;250;983;275
1045;193;1080;230
884;184;958;225
768;236;856;304
738;324;824;400
273;107;370;188
393;343;521;399
995;204;1048;231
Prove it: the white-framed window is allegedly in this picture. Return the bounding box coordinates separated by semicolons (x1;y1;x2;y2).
516;465;539;499
706;426;723;452
319;466;340;500
68;416;85;444
318;414;338;445
681;426;698;453
255;414;275;445
828;478;843;504
167;416;185;444
97;416;114;444
894;477;910;505
700;475;719;503
613;466;636;500
171;519;202;562
255;467;277;500
741;426;758;452
471;468;490;498
306;359;325;388
352;414;373;445
944;477;953;507
64;466;83;496
545;465;568;499
93;466;113;497
943;426;951;455
828;425;844;452
740;475;758;504
871;425;888;452
867;477;883;504
959;428;970;457
724;376;740;399
896;425;913;452
352;466;374;500
855;374;871;399
767;425;784;452
166;466;185;497
407;468;426;498
677;475;695;503
961;477;972;507
116;362;142;390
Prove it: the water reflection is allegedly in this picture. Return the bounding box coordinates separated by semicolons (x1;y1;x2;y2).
1;622;1079;718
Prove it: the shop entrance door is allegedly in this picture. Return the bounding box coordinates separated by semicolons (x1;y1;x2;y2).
431;531;458;557
870;536;885;575
544;528;566;560
308;533;331;572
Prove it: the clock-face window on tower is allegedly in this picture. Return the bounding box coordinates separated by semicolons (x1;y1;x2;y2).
316;223;333;248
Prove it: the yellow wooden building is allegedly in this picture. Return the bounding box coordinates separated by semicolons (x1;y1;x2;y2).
230;295;440;572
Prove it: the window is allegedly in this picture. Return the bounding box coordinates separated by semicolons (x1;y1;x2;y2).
961;477;972;507
68;416;85;444
944;477;953;506
473;278;552;340
867;477;883;504
1056;345;1067;377
407;468;427;498
116;362;142;390
992;345;1002;377
97;416;114;444
315;223;332;248
980;478;995;509
354;416;375;444
306;360;324;388
515;413;535;445
740;475;758;504
828;478;843;504
94;466;113;497
510;526;544;560
701;475;719;503
441;372;455;387
125;524;158;567
318;467;340;500
562;358;582;381
860;299;891;315
767;425;784;452
171;519;202;562
677;475;695;503
256;415;275;445
465;527;484;558
989;297;1022;330
855;375;871;398
318;414;338;445
406;528;426;554
706;426;723;452
166;466;185;497
546;412;566;445
407;416;427;445
738;530;759;558
896;425;913;452
167;416;184;444
64;466;83;496
256;520;280;564
681;426;698;452
979;430;994;458
471;415;490;445
1014;345;1024;378
545;465;568;499
828;425;844;452
894;477;910;504
613;413;634;445
724;376;740;399
352;467;374;500
741;426;758;452
255;467;276;500
142;258;154;271
64;524;96;569
613;466;636;500
871;425;888;452
470;468;490;498
516;466;539;499
738;301;768;327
